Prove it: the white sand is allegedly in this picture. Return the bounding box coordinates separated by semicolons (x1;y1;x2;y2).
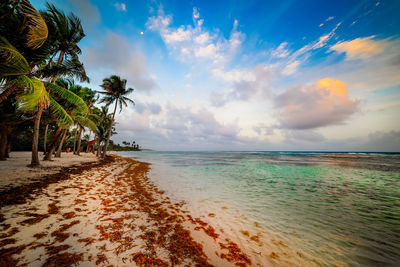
0;151;99;190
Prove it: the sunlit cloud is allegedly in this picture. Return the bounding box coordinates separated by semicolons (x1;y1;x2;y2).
275;78;359;129
330;36;389;59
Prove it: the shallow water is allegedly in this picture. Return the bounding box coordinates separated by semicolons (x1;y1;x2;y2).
117;151;400;266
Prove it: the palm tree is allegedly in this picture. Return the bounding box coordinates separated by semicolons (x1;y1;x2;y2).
0;0;50;165
0;1;88;166
99;75;134;158
38;4;88;163
93;106;111;157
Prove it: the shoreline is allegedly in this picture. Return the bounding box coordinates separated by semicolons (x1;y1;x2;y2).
0;153;275;266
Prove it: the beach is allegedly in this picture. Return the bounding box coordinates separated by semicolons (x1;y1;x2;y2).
0;152;274;266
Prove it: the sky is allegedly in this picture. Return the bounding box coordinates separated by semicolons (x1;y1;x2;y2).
31;0;400;151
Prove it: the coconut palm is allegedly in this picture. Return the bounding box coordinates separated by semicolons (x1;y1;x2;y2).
35;4;88;164
99;75;134;157
93;106;111;157
0;0;50;164
0;1;88;166
43;80;94;160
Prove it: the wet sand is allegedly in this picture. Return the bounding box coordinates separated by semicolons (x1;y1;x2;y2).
0;154;276;266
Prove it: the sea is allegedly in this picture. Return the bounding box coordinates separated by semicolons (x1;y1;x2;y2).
116;151;400;266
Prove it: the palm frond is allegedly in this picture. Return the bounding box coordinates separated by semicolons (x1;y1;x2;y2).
21;0;48;49
38;55;89;82
83;118;97;132
0;36;30;77
49;95;73;126
19;77;49;111
5;75;34;91
46;82;88;114
122;96;135;105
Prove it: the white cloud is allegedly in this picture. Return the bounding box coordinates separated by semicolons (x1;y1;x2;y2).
313;22;341;49
194;32;210;44
271;42;290;58
193;7;200;20
212;68;255;83
146;7;244;65
114;2;126;12
163;26;191;43
292;22;341;59
282;60;300;76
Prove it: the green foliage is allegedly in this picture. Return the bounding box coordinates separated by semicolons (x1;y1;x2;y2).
0;36;31;77
46;82;88;114
19;77;49;111
48;96;73;126
20;0;49;49
99;75;135;112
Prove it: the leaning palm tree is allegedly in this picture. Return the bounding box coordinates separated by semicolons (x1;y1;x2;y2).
36;4;88;164
0;0;50;165
0;1;88;166
99;75;134;157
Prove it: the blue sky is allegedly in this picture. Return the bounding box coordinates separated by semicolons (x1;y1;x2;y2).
31;0;400;151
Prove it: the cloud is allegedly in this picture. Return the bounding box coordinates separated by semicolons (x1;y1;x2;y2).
135;102;162;115
117;110;150;132
284;130;326;143
330;36;389;59
292;22;341;59
319;16;335;27
282;60;300;75
271;42;290;58
159;104;239;140
84;31;157;91
146;7;244;65
192;7;200;20
364;130;400;152
275;78;359;129
210;64;277;106
114;2;127;11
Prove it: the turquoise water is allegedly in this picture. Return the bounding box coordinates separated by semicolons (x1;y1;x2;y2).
118;151;400;266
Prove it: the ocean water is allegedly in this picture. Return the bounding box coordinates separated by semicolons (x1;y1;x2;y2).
117;151;400;266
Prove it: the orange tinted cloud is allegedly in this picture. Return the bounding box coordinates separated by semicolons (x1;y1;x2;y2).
316;78;347;97
330;36;388;59
275;78;359;129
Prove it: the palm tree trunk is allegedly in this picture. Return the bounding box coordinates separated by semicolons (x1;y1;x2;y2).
86;131;91;153
31;50;65;166
50;51;65;83
0;127;7;161
102;100;118;158
55;129;67;157
6;141;11;158
96;137;101;157
0;85;17;103
43;124;49;154
31;104;45;166
73;128;77;154
43;127;62;161
76;128;82;156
